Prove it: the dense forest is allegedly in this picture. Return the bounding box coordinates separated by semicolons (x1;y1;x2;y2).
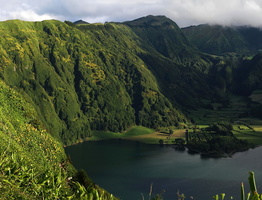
1;15;262;199
1;16;262;145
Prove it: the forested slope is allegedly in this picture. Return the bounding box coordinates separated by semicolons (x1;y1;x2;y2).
124;16;216;106
182;24;250;55
0;19;186;144
2;16;262;146
182;24;262;55
0;80;117;199
1;14;262;199
0;17;216;145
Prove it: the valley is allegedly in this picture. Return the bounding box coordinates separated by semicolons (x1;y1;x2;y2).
80;93;262;157
1;15;262;199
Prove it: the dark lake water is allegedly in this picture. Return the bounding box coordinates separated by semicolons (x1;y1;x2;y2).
65;139;262;200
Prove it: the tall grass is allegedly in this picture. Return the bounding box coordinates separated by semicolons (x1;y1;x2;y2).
0;80;118;199
213;171;262;200
0;151;118;200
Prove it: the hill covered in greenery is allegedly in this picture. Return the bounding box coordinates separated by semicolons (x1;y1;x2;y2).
0;16;221;146
1;15;262;146
0;80;117;199
1;15;262;199
182;24;262;55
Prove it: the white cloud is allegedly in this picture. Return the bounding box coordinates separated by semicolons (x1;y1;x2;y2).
1;0;262;27
1;9;55;22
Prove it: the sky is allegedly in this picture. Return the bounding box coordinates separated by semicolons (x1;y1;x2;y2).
1;0;262;27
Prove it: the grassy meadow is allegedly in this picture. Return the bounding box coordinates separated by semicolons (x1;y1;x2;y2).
78;126;185;145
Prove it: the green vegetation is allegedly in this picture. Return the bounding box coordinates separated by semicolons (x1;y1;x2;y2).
184;122;253;157
2;16;262;147
124;126;155;136
213;172;262;200
82;126;155;143
0;18;192;146
182;24;262;55
1;15;262;199
182;24;250;55
0;80;117;199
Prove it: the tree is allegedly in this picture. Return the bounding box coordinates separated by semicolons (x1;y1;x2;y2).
159;139;164;146
174;138;186;146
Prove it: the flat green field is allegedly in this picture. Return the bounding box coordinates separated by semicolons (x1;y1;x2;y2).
85;126;186;144
233;119;262;145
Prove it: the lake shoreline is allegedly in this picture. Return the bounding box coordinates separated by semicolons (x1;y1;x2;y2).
65;139;262;200
65;136;259;159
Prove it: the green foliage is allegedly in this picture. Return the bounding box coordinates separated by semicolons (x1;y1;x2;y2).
237;53;262;95
0;80;64;169
0;19;194;145
174;138;186;145
207;122;233;136
2;16;262;200
0;152;72;199
183;24;250;55
186;122;252;156
215;172;262;200
0;80;117;199
5;16;262;146
142;171;262;200
125;126;155;136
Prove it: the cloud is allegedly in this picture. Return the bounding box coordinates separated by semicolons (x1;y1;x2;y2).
1;0;262;27
172;0;262;27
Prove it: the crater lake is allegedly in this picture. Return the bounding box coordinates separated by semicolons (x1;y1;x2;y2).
65;139;262;200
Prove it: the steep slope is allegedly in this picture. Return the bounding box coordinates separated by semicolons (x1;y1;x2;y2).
236;53;262;95
0;20;92;144
0;80;117;199
124;15;211;68
182;24;250;55
237;27;262;52
124;15;217;106
124;15;195;60
0;19;189;145
182;23;262;99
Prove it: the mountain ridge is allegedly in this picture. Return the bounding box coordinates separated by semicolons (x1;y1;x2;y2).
1;15;262;146
1;15;262;199
0;17;192;145
182;23;262;55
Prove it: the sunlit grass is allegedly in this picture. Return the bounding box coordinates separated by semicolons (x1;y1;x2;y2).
124;126;155;136
88;126;155;142
234;130;262;145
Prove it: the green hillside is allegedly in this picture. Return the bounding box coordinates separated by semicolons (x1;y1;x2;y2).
182;24;250;55
1;15;262;199
0;17;189;199
182;24;262;56
235;53;262;95
0;19;190;145
0;17;220;146
124;16;213;69
238;26;262;52
124;16;219;107
0;80;117;199
0;16;258;146
124;15;197;61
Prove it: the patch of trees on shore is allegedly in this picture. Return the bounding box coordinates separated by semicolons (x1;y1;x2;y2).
185;122;253;157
